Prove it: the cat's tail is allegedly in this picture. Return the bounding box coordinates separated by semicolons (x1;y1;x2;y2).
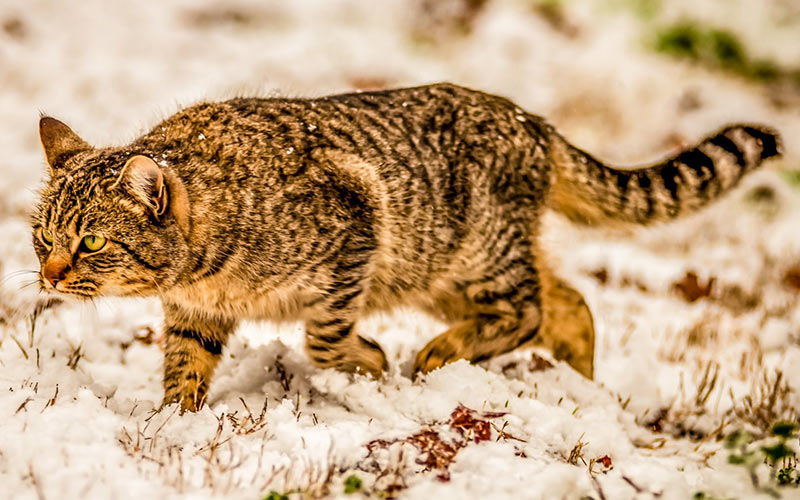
548;124;782;225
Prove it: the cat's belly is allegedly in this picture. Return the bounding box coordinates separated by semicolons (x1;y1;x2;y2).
164;275;318;322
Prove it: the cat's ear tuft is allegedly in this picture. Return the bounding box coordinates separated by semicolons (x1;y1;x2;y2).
39;117;91;173
122;155;168;218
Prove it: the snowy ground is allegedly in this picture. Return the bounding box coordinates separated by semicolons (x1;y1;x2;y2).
2;0;800;498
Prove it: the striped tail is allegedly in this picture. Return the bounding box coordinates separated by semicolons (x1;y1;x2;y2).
549;124;782;225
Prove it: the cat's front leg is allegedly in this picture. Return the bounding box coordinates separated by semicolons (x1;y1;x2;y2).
304;284;387;377
161;303;237;412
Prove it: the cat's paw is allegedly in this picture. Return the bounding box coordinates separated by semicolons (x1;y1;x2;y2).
325;335;388;379
162;373;208;413
412;337;461;378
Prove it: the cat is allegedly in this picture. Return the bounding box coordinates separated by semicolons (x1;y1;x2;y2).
33;83;781;412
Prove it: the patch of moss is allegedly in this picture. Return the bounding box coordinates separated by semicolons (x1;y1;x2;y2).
707;29;746;72
655;22;700;59
654;21;796;87
344;474;363;494
780;170;800;187
263;492;289;500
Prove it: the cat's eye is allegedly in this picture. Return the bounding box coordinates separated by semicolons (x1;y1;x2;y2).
81;235;107;252
41;228;53;245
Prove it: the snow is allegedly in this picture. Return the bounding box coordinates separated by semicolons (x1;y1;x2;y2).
1;0;800;498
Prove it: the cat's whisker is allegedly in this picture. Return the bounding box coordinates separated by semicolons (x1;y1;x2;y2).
1;270;39;287
87;295;99;314
19;280;42;291
150;278;165;298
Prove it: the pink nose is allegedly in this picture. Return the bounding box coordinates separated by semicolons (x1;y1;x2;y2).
43;257;71;287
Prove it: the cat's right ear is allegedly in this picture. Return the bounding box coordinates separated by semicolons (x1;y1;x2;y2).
120;155;191;237
39;117;91;173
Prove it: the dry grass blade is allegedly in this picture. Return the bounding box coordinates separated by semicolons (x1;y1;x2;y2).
40;384;58;412
694;361;719;407
228;397;269;435
66;343;83;370
15;397;33;414
728;370;796;436
27;297;62;348
274;356;293;393
11;335;28;360
26;463;45;500
567;433;588;466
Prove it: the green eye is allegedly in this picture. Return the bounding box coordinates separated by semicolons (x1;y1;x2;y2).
81;235;107;252
41;228;53;245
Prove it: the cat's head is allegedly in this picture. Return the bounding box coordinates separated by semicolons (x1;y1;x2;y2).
32;117;191;298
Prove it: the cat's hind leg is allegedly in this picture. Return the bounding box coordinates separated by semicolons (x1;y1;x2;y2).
529;261;595;379
413;260;542;376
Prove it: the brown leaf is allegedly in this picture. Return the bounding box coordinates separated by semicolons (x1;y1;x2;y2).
597;455;612;468
407;429;460;473
366;429;461;478
134;325;159;345
529;352;555;372
784;267;800;291
533;1;580;38
2;17;26;40
590;268;608;285
672;271;714;303
363;404;506;485
449;404;504;443
621;275;649;292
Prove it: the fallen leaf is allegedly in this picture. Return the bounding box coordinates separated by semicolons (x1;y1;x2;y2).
529;353;555;372
672;271;714;302
590;268;608;285
784;267;800;291
407;429;460;473
449;405;505;443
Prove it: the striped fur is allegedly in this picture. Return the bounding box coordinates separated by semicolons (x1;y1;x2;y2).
32;83;782;412
550;124;782;225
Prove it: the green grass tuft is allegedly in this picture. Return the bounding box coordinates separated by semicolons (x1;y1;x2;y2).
344;474;363;494
263;492;289;500
770;421;797;439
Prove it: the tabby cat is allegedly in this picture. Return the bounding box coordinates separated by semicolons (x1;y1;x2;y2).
33;83;781;412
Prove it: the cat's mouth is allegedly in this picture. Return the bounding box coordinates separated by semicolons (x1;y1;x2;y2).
60;289;98;298
39;272;160;298
39;275;100;298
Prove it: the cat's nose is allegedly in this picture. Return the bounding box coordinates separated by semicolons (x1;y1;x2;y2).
43;257;71;287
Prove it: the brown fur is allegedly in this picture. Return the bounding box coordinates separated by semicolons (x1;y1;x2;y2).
31;83;781;412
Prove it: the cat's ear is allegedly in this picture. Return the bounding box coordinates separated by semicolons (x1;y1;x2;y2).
122;155;168;217
39;117;91;173
121;155;190;236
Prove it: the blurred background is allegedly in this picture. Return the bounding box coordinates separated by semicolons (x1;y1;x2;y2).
1;1;800;497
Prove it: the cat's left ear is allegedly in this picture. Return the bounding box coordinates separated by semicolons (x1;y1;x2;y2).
39;117;91;173
121;155;190;236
